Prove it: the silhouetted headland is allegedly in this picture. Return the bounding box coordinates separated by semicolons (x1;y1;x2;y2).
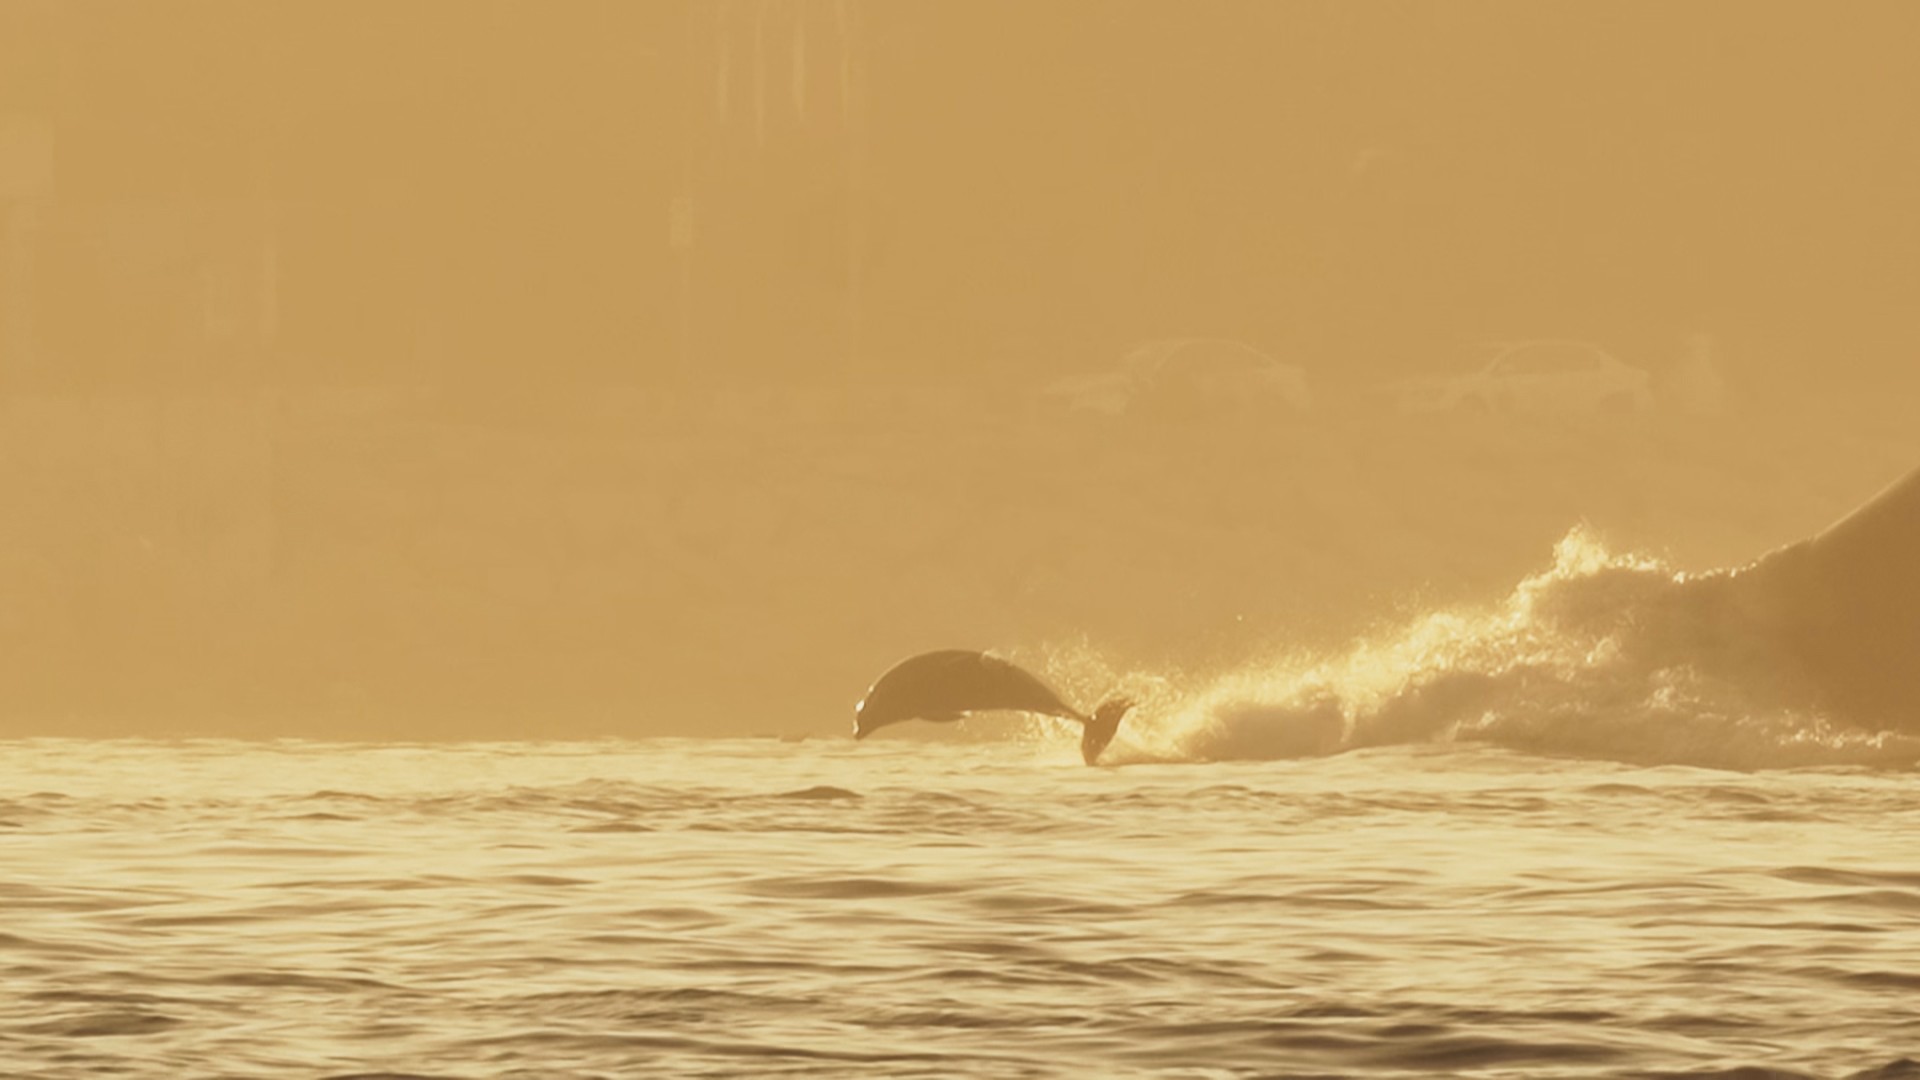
1695;461;1920;731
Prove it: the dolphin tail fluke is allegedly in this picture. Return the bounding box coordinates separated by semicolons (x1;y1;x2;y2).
1078;697;1135;765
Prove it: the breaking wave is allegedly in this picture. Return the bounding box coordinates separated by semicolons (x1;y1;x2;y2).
1037;530;1920;771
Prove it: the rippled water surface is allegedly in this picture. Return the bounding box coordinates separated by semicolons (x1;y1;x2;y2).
3;737;1918;1079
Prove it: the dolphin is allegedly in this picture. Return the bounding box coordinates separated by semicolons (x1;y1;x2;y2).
853;649;1135;764
1691;461;1920;730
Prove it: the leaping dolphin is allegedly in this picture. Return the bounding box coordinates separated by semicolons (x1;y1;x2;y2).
853;649;1135;765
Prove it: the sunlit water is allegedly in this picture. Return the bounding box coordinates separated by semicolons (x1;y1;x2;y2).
4;736;1917;1079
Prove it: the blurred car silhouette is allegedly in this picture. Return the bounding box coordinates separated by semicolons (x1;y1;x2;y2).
1035;338;1312;421
1384;339;1652;414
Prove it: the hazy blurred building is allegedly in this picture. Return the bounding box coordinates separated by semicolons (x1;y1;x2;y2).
1668;332;1729;416
1;112;53;378
27;198;277;390
4;2;1917;390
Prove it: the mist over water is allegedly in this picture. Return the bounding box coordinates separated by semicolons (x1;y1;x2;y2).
5;738;1917;1080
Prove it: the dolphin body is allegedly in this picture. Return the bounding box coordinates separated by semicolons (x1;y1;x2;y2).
854;649;1135;764
1691;461;1920;730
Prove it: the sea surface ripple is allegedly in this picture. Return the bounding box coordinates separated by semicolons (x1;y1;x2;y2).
2;737;1917;1079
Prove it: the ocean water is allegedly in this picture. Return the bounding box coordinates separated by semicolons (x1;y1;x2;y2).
6;532;1918;1079
4;734;1918;1080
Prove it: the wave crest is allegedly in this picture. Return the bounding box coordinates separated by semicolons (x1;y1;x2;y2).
1057;530;1919;771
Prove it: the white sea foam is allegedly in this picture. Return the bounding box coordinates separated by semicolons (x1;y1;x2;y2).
1022;530;1920;771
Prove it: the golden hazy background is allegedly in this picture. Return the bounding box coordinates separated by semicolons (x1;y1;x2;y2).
1;1;1916;738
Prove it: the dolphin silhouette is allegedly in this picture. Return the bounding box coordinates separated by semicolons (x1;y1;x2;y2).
853;649;1135;764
